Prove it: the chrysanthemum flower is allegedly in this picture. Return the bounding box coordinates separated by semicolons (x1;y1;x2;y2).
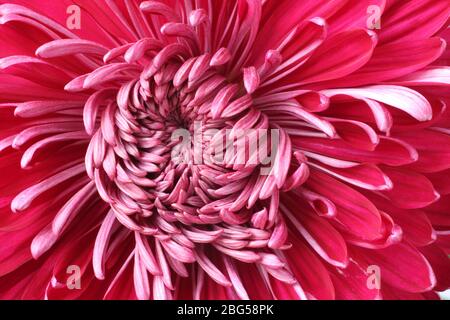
0;0;449;300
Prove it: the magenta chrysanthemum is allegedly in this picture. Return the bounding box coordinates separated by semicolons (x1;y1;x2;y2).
0;0;449;300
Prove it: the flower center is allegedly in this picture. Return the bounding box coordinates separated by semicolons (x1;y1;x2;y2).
83;42;292;266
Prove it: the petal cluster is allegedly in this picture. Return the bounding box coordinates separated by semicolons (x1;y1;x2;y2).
0;0;449;300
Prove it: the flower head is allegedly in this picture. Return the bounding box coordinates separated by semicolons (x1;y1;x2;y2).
0;0;449;300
